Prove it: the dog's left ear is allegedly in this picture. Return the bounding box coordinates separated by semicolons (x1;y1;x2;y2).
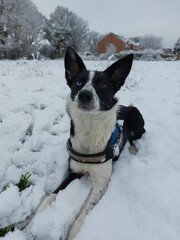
65;46;86;87
104;54;133;92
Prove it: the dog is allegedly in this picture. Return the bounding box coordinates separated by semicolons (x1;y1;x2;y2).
25;46;145;240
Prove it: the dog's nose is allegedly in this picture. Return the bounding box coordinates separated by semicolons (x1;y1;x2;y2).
78;90;93;103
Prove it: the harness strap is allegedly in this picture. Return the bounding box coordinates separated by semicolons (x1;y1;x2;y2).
66;121;124;164
67;140;112;164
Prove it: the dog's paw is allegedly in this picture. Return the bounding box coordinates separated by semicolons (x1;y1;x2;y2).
129;143;138;155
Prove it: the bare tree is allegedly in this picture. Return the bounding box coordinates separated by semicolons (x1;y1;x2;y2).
106;43;117;55
86;30;101;55
140;35;163;50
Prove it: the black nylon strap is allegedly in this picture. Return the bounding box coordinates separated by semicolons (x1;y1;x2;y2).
67;139;114;164
66;121;124;164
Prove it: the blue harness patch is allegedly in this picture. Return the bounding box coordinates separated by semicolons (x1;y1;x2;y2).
109;125;121;146
107;120;124;159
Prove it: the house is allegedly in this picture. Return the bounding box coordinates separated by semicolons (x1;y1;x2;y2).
162;48;173;55
126;39;144;51
97;32;142;54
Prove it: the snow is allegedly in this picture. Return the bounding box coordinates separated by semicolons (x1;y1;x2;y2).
0;59;180;240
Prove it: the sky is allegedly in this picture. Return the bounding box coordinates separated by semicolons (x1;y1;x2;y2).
31;0;180;48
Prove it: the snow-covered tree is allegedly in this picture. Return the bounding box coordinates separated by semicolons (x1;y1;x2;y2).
86;30;101;55
69;11;89;52
0;0;45;59
0;0;14;58
140;35;163;50
174;37;180;54
44;6;89;55
44;7;72;55
106;43;117;55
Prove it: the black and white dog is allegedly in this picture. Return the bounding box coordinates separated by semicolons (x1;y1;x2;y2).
25;46;145;240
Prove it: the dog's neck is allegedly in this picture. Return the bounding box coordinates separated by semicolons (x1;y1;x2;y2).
67;96;118;154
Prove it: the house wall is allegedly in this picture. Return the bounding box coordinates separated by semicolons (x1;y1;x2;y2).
97;34;126;54
130;44;139;51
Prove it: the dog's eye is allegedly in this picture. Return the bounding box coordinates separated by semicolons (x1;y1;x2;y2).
76;80;82;86
98;82;107;89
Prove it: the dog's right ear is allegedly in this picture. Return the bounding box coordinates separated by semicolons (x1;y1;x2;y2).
65;46;86;87
104;54;133;92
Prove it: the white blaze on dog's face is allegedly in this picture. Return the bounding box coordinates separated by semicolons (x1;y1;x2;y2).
72;71;100;112
65;46;133;112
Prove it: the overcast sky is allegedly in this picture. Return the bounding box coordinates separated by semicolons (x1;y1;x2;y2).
32;0;180;48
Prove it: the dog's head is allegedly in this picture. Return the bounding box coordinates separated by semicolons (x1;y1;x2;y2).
65;46;133;112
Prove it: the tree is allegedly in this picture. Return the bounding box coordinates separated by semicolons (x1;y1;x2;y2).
86;30;101;55
0;0;14;58
140;35;163;50
174;37;180;54
106;43;117;55
44;7;72;55
44;6;89;56
69;11;89;52
0;0;45;59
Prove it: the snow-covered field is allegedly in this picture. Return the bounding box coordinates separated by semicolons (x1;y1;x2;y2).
0;59;180;240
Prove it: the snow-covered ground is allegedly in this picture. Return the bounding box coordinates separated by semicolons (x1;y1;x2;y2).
0;59;180;240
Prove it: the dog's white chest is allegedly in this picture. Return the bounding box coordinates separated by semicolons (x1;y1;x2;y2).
67;97;118;155
71;113;115;154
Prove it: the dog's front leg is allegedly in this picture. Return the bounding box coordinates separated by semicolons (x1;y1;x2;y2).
25;172;83;234
24;193;57;233
66;160;112;240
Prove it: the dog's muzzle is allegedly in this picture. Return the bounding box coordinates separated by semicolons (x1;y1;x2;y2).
78;90;93;103
77;90;94;111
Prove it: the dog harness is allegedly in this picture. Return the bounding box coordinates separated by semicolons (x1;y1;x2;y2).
66;120;125;164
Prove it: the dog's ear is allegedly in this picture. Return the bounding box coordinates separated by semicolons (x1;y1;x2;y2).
65;46;86;87
104;54;133;92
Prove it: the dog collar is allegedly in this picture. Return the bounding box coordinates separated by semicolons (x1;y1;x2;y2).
66;120;124;164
